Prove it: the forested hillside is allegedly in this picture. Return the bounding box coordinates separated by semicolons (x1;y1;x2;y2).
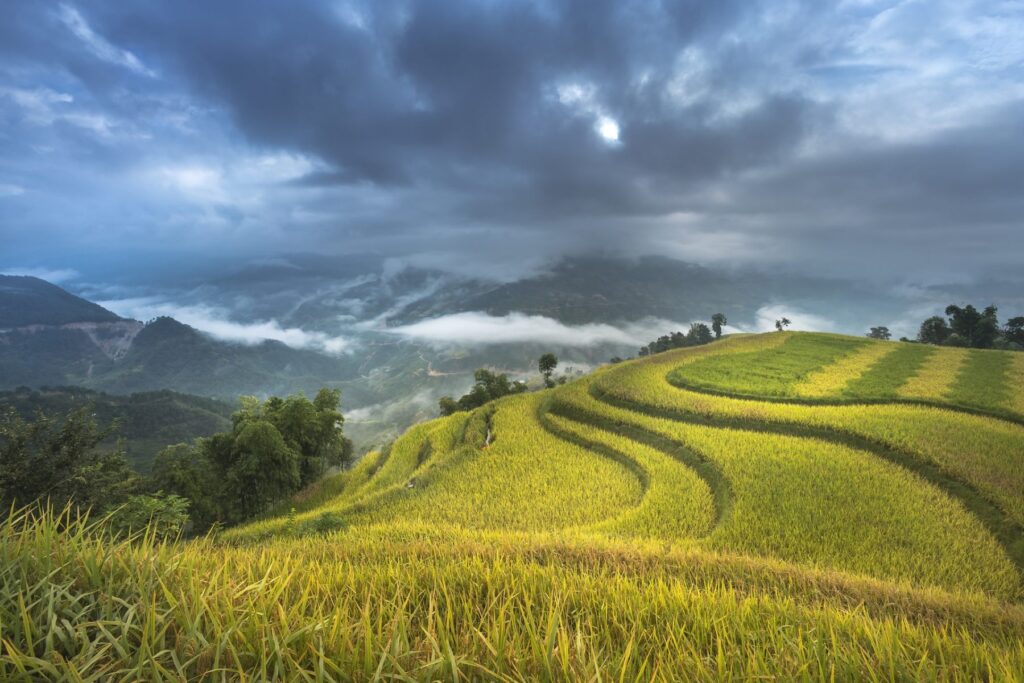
0;387;233;471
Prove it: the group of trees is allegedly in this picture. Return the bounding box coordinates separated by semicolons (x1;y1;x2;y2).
0;405;189;538
1;388;352;537
439;353;574;416
152;389;352;530
638;313;727;358
916;305;1022;350
902;304;1024;350
866;304;1024;350
438;369;528;416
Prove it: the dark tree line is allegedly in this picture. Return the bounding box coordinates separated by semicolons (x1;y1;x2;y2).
905;304;1023;350
638;314;725;358
1;388;353;537
438;369;528;416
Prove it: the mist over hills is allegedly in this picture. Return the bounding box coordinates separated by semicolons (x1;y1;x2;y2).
2;254;1015;450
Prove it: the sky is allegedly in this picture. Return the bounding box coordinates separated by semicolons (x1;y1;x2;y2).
1;0;1023;285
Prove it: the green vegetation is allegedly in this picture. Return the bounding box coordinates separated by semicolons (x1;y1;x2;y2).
670;333;868;397
1;388;352;535
596;336;1024;528
913;303;1024;350
0;404;137;512
152;389;352;529
6;508;1024;681
4;331;1024;679
637;322;715;357
438;368;527;416
0;387;233;471
794;340;898;397
948;350;1014;412
841;342;935;397
552;380;1019;598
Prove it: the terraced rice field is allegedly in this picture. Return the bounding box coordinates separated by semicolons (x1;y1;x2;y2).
6;331;1024;680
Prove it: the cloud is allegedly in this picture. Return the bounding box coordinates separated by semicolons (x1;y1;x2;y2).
98;298;352;353
386;311;694;348
0;184;25;197
56;4;155;77
751;305;839;333
344;389;438;424
1;266;80;283
1;0;1023;283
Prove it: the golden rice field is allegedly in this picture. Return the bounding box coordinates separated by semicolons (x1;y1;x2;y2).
4;331;1024;681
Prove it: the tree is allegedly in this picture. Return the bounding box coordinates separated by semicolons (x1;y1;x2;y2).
261;388;350;486
944;304;999;348
151;443;221;531
438;396;459;416
918;316;950;345
775;317;791;332
867;326;891;340
945;305;981;344
107;492;190;540
943;332;968;347
686;323;714;346
152;390;350;529
1005;317;1024;346
228;421;300;520
439;369;528;415
538;353;559;388
974;305;1001;349
710;313;727;339
0;406;137;513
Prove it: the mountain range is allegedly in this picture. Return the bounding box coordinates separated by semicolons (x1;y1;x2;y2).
0;256;948;451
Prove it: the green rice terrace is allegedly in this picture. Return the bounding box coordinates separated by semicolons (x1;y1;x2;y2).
5;332;1024;681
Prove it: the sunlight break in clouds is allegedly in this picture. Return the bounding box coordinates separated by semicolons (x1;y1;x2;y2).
387;312;689;348
99;298;352;354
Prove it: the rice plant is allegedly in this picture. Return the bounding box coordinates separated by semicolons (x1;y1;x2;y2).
896;346;970;401
793;339;899;397
7;331;1024;680
3;507;1024;682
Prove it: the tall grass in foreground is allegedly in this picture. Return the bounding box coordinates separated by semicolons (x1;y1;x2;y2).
3;508;1024;682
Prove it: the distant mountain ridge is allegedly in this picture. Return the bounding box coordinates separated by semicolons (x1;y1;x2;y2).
0;257;909;452
0;277;359;400
0;275;122;328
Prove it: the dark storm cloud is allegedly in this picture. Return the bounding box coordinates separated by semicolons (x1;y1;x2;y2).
116;0;781;193
1;0;1023;281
